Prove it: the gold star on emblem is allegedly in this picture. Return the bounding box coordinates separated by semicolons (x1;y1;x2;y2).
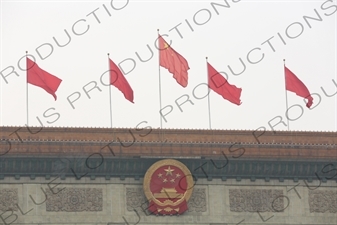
170;178;175;183
164;166;174;176
158;173;163;178
176;173;181;178
163;178;168;183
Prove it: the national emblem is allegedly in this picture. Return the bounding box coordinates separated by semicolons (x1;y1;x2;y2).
143;159;194;215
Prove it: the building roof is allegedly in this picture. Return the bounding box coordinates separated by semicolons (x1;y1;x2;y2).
1;126;336;181
1;126;336;159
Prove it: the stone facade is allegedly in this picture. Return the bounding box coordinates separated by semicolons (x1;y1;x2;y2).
0;177;336;225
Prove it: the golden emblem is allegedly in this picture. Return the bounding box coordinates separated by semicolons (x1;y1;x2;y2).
143;159;194;215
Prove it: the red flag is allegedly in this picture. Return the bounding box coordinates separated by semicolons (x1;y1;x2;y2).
285;66;313;108
27;58;62;100
109;58;134;103
158;35;190;87
207;62;242;105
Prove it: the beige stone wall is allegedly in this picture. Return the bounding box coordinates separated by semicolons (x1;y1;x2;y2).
0;177;336;225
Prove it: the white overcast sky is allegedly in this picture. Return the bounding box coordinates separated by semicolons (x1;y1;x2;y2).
0;0;336;131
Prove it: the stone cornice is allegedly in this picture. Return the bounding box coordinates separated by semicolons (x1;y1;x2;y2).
0;156;336;182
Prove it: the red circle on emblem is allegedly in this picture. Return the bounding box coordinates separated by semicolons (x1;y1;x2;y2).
150;165;187;204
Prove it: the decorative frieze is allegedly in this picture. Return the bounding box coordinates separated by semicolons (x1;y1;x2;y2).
309;190;337;213
229;189;284;212
45;188;102;212
126;188;146;211
188;188;207;212
125;187;207;213
0;188;18;211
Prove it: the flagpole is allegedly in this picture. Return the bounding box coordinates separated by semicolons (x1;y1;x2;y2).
206;57;212;129
283;59;290;131
157;29;164;141
108;53;113;129
26;51;29;126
